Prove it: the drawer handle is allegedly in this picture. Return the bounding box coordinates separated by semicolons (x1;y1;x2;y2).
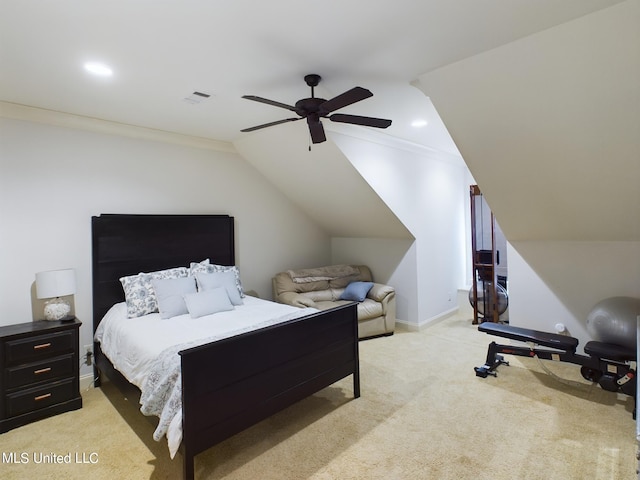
34;393;52;401
33;343;52;350
34;367;52;375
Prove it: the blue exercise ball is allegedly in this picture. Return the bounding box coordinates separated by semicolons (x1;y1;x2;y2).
586;296;640;349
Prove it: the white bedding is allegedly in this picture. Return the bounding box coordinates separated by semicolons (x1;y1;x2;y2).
94;296;317;457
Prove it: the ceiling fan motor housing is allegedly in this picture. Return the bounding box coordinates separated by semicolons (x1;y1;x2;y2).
295;97;326;117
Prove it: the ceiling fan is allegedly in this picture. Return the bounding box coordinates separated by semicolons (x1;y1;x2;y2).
240;74;392;144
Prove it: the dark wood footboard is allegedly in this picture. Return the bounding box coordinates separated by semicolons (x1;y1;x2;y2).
91;214;361;479
180;303;359;480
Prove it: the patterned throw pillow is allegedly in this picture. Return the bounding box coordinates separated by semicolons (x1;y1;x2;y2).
189;259;244;298
120;267;188;318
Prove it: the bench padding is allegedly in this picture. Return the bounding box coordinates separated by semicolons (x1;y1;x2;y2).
478;322;579;352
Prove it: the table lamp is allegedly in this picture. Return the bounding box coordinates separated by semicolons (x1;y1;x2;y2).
35;269;76;321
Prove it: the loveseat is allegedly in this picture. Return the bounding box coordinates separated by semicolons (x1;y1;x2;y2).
272;264;396;339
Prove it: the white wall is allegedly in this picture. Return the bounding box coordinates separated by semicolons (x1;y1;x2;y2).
330;132;468;327
0;117;330;378
509;241;640;353
331;237;417;322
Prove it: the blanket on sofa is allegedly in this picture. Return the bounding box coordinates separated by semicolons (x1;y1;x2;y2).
287;264;358;283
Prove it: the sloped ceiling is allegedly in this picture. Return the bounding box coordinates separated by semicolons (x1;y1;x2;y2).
234;123;412;239
416;0;640;242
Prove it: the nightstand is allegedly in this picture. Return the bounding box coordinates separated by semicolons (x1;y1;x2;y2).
0;319;82;433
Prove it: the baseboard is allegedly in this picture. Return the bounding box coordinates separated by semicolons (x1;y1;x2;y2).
80;373;95;392
395;306;460;332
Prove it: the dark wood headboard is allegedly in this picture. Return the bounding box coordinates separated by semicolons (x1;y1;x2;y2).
91;214;235;333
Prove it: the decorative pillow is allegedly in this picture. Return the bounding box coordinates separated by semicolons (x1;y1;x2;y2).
120;267;188;318
184;287;234;318
152;277;197;319
189;259;211;276
339;281;374;302
190;260;244;298
196;271;243;306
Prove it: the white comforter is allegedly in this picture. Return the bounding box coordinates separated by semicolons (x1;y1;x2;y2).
94;296;317;458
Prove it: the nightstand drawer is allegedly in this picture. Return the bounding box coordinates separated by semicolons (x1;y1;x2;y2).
5;354;74;390
5;330;74;365
5;378;76;418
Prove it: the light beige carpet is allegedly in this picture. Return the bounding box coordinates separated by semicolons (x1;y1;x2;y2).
2;315;636;479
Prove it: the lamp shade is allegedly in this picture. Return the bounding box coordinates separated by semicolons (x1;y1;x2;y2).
36;269;76;299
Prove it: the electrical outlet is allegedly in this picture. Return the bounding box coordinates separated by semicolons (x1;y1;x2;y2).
84;344;93;366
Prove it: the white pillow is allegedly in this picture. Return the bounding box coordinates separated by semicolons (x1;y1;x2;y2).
196;271;243;305
190;260;244;298
184;287;234;318
152;277;197;319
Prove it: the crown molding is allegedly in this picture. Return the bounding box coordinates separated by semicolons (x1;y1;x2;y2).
0;101;236;153
325;122;465;166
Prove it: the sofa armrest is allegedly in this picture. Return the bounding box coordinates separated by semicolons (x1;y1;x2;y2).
276;291;317;308
367;283;395;303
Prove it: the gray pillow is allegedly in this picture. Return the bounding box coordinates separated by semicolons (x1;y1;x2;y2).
152;277;197;319
196;271;243;305
184;287;234;318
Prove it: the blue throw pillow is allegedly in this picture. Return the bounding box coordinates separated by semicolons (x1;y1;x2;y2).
339;281;374;302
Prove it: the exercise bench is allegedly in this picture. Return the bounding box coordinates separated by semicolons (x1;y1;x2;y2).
474;322;636;402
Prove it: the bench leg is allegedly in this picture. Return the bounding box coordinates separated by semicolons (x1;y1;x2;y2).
475;341;509;377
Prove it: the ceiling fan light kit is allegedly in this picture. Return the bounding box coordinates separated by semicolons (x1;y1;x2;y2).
241;74;392;144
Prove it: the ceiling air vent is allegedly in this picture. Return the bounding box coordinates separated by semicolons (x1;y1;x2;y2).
182;91;212;105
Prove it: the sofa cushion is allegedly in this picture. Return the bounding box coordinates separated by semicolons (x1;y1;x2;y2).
274;265;374;294
329;266;372;288
314;299;352;311
287;265;359;283
300;290;334;303
273;271;329;295
313;298;383;321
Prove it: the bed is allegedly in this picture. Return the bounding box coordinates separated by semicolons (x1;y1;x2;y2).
91;214;360;480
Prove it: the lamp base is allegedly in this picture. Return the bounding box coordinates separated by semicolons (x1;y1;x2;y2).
44;297;71;321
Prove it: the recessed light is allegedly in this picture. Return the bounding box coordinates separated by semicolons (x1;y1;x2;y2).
411;119;428;128
84;62;113;77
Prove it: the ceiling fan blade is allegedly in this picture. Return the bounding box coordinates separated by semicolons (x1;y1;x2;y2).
307;116;326;144
240;117;300;132
242;95;297;112
329;113;392;129
318;86;373;115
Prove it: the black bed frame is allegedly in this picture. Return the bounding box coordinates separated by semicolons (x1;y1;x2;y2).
91;214;360;480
